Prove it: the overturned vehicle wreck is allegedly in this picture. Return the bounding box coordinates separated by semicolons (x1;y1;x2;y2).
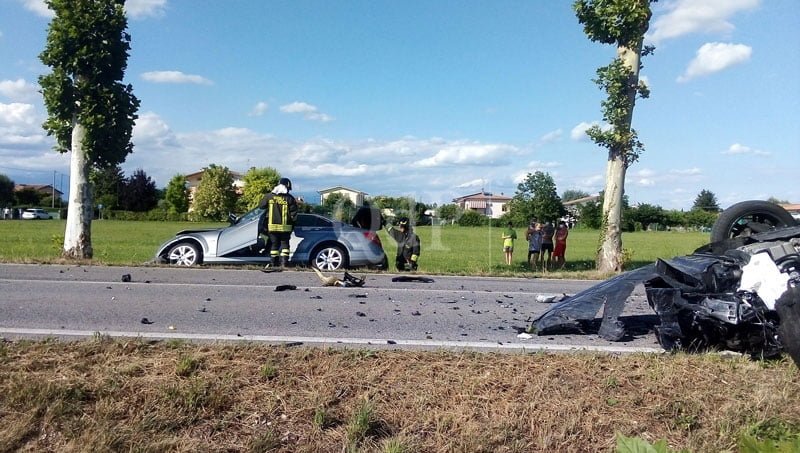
531;201;800;365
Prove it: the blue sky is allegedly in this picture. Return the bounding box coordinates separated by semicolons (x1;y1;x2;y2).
0;0;798;209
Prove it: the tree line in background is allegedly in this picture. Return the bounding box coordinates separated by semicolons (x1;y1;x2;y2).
2;166;791;230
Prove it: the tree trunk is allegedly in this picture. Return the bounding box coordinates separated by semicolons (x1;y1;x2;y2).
597;155;626;273
596;42;642;274
63;120;93;259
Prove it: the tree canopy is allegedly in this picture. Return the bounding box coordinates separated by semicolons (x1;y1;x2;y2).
120;168;158;212
164;174;190;214
508;171;565;225
692;189;721;212
190;164;237;221
239;167;281;211
0;174;14;207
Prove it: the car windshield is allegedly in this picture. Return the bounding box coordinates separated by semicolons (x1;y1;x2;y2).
236;208;264;224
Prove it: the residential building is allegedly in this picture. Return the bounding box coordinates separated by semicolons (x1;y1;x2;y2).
452;191;511;219
184;169;245;203
318;186;367;206
14;184;64;201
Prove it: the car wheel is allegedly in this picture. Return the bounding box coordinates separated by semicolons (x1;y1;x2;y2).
710;200;797;242
167;242;201;267
312;245;347;271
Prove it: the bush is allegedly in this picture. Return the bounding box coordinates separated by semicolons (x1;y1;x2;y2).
457;210;488;227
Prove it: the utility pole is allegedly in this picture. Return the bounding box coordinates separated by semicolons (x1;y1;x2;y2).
52;170;56;208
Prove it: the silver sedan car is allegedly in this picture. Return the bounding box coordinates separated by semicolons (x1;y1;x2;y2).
154;207;387;271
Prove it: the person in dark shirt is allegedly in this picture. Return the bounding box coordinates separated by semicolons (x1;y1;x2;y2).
258;177;298;268
386;217;420;271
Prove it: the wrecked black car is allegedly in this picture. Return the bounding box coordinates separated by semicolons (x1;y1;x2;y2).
531;201;800;365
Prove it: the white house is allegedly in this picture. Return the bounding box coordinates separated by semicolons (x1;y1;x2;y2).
452;191;512;219
318;186;367;206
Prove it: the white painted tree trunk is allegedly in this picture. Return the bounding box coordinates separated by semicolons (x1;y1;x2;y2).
63;120;93;259
597;43;642;274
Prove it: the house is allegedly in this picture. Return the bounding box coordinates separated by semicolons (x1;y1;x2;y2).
184;169;245;201
14;184;63;200
452;191;511;219
780;203;800;221
318;186;367;206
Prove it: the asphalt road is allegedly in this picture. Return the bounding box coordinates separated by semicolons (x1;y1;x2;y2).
0;264;665;353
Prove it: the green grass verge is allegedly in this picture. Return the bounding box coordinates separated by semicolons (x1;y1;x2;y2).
0;219;709;276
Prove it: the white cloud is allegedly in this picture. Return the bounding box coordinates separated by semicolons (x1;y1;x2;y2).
415;143;516;168
126;0;167;19
279;101;334;122
647;0;760;44
456;179;487;189
0;79;39;102
248;101;268;117
0;102;37;126
132;111;178;148
19;0;52;18
538;129;562;145
570;121;610;141
678;42;752;82
721;143;771;156
141;71;212;85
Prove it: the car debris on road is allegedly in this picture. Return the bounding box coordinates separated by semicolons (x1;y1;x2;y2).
530;222;800;366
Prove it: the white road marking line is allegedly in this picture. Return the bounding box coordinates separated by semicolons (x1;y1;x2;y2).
0;327;665;354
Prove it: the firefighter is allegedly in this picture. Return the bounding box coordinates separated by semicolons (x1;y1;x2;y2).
386;217;420;271
258;177;298;268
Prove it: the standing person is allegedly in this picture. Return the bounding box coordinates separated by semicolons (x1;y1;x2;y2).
526;222;543;270
386;217;420;271
553;221;569;269
501;222;517;266
540;221;555;270
258;177;298;269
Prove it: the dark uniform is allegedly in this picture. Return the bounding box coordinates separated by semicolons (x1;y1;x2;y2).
258;178;298;267
386;217;421;271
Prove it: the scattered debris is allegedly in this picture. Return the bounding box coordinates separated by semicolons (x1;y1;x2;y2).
312;268;366;287
356;312;366;317
348;294;368;299
535;294;557;303
140;318;153;325
168;325;176;330
274;285;297;292
121;274;131;282
411;311;421;316
391;276;435;283
517;332;533;340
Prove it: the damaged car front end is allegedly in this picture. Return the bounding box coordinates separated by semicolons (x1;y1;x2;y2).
531;206;800;366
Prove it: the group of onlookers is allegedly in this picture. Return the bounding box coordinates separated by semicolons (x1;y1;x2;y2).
502;219;569;270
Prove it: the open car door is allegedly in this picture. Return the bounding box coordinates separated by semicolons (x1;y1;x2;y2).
217;208;264;257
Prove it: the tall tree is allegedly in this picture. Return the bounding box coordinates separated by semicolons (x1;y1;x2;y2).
39;0;139;258
190;164;237;221
239;166;281;211
575;0;653;272
0;174;14;207
692;189;720;212
509;171;566;225
120;168;157;212
164;174;190;214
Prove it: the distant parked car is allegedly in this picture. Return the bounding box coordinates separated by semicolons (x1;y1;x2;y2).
154;207;387;271
21;208;52;220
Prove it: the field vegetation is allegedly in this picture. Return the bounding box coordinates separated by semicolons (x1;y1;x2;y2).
1;338;798;452
0;219;709;277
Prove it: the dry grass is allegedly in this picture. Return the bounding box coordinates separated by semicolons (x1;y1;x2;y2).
1;338;798;452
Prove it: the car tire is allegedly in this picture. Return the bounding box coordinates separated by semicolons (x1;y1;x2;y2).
710;200;797;242
167;242;202;267
311;245;347;271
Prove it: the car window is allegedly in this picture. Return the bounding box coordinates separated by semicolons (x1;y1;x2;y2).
237;208;264;223
296;214;332;228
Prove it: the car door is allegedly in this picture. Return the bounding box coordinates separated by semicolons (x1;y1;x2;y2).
291;214;332;257
216;208;264;257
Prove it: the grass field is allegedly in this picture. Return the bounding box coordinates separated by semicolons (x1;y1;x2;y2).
1;339;799;453
0;219;710;277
